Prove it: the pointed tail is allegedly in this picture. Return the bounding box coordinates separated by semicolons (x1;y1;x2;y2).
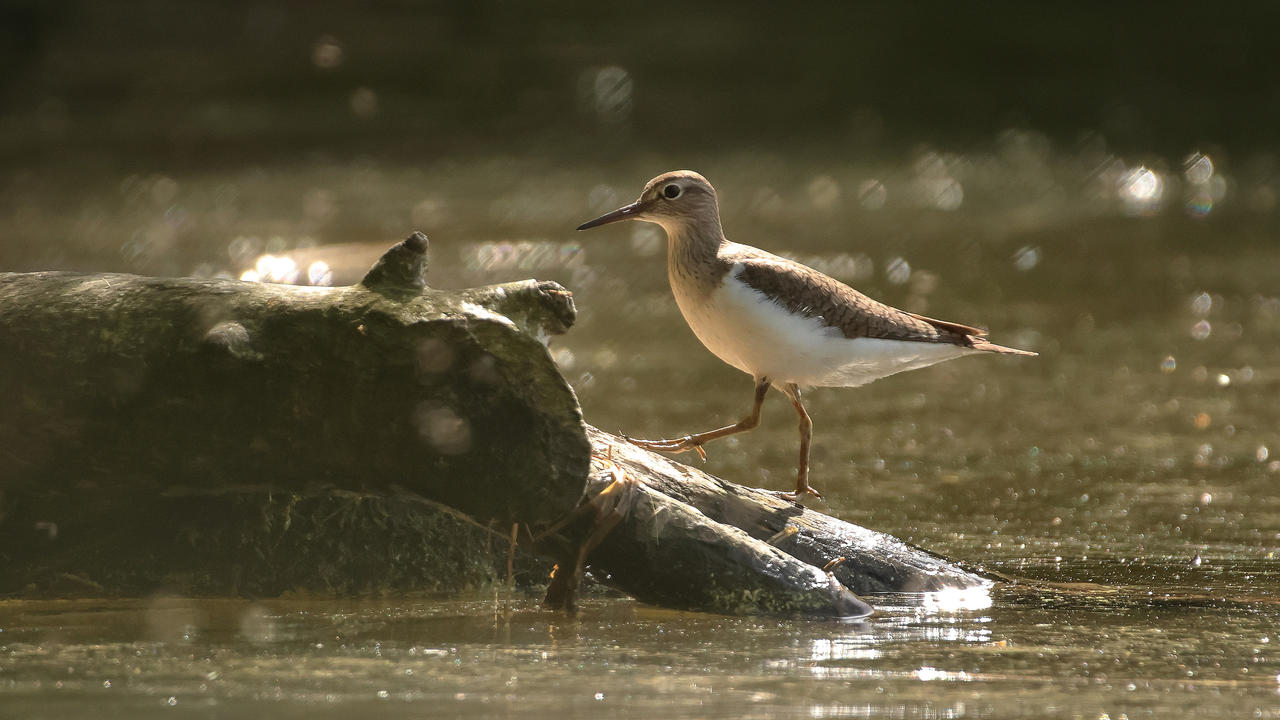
969;337;1038;356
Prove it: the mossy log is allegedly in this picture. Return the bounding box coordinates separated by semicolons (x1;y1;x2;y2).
0;233;985;615
0;232;585;528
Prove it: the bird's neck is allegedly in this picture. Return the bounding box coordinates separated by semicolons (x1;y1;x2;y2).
660;217;729;296
663;218;724;268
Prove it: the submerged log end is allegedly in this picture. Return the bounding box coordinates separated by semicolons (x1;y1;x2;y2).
360;231;431;295
559;465;874;618
585;426;990;596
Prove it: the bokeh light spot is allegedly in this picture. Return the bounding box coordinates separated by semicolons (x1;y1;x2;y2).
1120;167;1165;215
1190;292;1212;317
307;260;333;286
312;36;343;69
350;87;378;119
414;402;472;455
885;257;911;285
807;175;841;210
858;179;887;210
1012;246;1041;272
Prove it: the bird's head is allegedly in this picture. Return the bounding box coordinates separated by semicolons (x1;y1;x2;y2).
577;171;721;235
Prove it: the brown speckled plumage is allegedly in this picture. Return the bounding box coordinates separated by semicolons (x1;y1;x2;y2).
729;246;975;345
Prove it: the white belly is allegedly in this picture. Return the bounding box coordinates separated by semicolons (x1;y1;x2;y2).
672;270;976;387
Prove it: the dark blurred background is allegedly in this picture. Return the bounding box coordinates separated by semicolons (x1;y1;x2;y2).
3;1;1279;276
4;1;1280;165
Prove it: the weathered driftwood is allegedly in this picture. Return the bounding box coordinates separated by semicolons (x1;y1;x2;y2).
585;427;985;595
0;232;986;615
539;451;874;617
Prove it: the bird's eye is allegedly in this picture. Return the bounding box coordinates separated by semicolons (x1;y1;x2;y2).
662;183;682;199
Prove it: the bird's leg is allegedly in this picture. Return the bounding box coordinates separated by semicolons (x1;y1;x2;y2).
625;378;770;460
777;383;824;501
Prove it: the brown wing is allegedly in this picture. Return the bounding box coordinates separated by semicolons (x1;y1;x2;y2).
730;250;977;346
905;312;987;338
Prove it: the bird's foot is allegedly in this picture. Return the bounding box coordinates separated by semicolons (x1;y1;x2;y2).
774;484;824;505
622;433;708;461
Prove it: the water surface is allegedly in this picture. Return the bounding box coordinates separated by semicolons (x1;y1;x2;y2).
3;138;1279;718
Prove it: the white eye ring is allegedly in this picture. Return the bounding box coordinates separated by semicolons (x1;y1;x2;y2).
662;183;682;199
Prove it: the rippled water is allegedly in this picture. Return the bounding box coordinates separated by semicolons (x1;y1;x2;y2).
3;145;1280;717
2;586;1278;718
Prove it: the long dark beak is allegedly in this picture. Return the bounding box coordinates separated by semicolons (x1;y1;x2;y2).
576;200;645;230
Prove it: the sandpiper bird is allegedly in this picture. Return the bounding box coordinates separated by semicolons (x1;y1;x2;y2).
578;171;1036;501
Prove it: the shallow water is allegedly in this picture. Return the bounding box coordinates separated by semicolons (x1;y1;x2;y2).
3;149;1279;717
2;586;1278;718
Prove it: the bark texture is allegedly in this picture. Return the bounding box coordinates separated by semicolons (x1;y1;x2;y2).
585;427;986;596
0;232;586;528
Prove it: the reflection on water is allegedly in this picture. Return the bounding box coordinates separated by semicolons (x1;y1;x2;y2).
5;128;1280;718
1;586;1276;718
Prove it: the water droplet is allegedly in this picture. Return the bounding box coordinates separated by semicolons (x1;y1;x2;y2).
1160;356;1177;373
1190;320;1211;340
